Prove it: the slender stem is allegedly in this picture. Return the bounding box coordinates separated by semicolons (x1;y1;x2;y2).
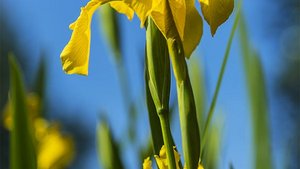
202;3;241;153
159;111;177;169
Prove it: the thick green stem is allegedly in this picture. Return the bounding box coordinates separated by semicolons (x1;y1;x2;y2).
167;39;200;169
159;111;177;169
145;17;177;169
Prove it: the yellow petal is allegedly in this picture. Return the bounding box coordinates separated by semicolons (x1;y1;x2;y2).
125;0;153;27
109;2;134;20
150;0;178;39
143;157;153;169
154;155;168;169
151;0;202;58
198;163;204;169
182;0;203;58
154;145;181;169
199;0;234;36
60;0;106;75
167;0;186;41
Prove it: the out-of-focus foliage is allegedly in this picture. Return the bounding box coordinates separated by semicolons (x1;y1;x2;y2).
239;15;272;169
96;117;124;169
190;59;221;169
4;55;75;169
273;0;300;168
9;55;36;169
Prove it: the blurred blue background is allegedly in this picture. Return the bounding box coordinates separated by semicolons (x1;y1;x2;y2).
1;0;299;169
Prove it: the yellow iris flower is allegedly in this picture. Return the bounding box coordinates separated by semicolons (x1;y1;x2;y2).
60;0;233;75
142;145;204;169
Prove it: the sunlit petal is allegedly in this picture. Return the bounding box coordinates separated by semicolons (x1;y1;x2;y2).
125;0;153;27
151;0;178;39
168;0;186;41
109;2;134;20
60;0;106;75
199;0;234;36
182;0;203;58
154;145;181;169
143;157;153;169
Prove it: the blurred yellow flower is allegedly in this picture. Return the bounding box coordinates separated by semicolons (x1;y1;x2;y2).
37;123;74;169
3;94;40;130
2;94;75;169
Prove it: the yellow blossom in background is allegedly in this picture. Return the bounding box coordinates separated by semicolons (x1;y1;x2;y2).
37;123;74;169
199;0;234;36
3;94;40;130
2;94;75;169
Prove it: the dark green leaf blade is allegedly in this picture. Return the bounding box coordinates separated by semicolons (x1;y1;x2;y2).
9;54;36;169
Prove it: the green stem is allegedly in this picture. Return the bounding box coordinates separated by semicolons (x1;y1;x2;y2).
159;111;177;169
202;3;241;156
167;39;200;169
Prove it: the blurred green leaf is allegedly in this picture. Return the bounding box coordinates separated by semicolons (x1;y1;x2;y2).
239;15;272;169
190;58;206;132
201;125;221;169
138;136;153;165
9;54;36;169
33;57;46;100
33;56;46;116
96;117;124;169
99;4;122;62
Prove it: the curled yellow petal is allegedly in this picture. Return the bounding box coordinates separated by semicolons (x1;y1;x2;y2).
60;0;106;75
109;2;134;20
199;0;234;36
143;157;153;169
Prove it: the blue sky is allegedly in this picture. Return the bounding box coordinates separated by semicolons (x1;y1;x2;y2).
1;0;284;168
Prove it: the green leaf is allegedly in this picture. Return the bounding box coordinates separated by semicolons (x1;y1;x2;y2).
96;117;124;169
176;75;200;169
239;15;272;169
9;54;36;169
146;18;171;113
189;58;206;132
202;2;241;143
33;56;46;116
99;4;122;62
